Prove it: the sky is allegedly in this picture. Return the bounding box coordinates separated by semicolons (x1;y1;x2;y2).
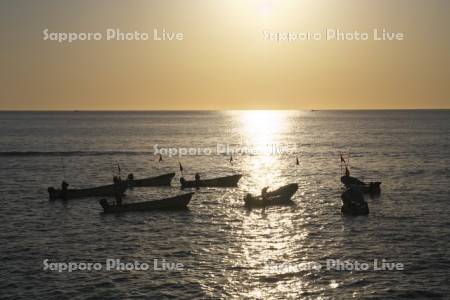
1;0;449;110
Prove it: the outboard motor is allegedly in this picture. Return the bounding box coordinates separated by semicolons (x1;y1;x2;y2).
369;182;382;195
99;199;109;211
47;187;56;200
243;193;253;209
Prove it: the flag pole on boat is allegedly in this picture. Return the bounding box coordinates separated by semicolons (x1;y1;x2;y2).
340;151;351;176
340;152;347;175
347;149;350;169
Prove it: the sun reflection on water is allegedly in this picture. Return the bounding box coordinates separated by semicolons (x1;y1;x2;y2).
238;110;288;145
219;111;309;298
233;110;296;192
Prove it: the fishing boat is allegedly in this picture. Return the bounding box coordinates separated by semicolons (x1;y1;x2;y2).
341;188;369;216
126;172;175;187
48;182;127;200
180;174;242;189
341;175;381;195
244;183;298;208
99;192;194;213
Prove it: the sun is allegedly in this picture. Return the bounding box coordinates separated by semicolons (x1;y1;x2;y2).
259;1;273;17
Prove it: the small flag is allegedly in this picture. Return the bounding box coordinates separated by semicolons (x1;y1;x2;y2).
159;154;163;162
179;161;183;172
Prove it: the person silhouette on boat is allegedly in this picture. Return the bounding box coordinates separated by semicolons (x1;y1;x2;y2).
113;176;122;205
194;173;201;189
261;186;269;206
261;186;269;197
126;173;135;188
61;180;69;201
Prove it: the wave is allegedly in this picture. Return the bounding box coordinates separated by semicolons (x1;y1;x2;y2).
387;289;443;299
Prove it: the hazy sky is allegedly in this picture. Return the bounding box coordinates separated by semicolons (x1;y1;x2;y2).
1;0;449;110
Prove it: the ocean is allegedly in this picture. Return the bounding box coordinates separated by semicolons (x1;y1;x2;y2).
1;110;449;299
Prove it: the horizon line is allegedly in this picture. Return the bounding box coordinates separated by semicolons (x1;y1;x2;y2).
1;108;450;112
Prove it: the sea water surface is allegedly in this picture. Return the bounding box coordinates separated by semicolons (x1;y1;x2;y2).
0;110;449;299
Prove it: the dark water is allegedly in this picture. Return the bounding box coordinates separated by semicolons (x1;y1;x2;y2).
0;110;449;299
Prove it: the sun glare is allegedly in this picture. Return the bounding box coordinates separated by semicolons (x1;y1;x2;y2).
259;1;273;17
239;110;286;145
233;110;294;192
